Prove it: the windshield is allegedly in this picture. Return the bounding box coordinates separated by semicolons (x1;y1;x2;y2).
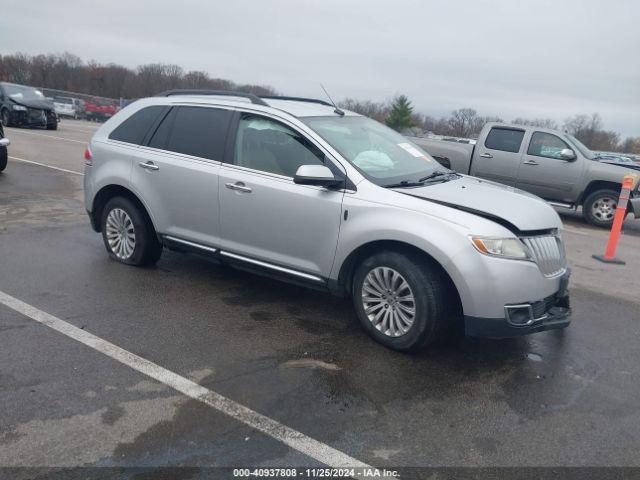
302;115;446;186
2;83;46;102
566;134;596;160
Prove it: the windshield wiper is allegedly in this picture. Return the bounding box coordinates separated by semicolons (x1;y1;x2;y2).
383;180;425;188
417;171;455;182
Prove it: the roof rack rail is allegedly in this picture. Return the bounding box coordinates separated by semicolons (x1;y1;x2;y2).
157;89;269;106
259;95;333;107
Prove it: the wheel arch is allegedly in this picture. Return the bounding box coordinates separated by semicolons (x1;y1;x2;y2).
578;180;621;205
332;240;463;316
91;184;156;234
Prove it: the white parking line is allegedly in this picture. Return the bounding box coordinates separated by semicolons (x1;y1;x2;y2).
6;128;86;144
0;290;372;470
9;156;83;176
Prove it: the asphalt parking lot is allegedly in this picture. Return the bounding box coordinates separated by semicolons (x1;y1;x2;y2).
1;119;639;477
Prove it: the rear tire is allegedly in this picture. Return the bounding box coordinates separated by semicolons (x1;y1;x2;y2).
101;196;162;266
583;189;621;228
352;251;452;352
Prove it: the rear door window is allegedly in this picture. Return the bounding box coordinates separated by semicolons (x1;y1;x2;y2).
484;128;525;153
153;106;232;161
109;106;166;145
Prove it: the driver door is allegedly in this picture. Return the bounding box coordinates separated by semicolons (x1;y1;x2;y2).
516;131;584;202
218;113;345;280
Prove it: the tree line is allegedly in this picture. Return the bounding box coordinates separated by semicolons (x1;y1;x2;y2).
0;52;277;100
0;52;637;154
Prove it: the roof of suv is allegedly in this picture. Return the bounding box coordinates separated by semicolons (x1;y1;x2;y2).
155;91;359;118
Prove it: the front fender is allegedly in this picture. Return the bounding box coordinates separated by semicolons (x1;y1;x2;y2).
331;194;517;317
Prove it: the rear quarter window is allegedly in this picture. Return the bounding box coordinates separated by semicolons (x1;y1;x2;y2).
109;106;166;145
484;128;525;153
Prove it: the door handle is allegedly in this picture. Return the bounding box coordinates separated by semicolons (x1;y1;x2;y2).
479;153;493;158
523;160;539;166
138;161;159;171
225;182;252;193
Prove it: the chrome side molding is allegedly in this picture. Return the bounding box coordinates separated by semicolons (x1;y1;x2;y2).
163;235;218;254
162;235;324;284
220;251;324;283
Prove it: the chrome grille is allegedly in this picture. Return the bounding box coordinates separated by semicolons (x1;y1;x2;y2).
521;235;566;277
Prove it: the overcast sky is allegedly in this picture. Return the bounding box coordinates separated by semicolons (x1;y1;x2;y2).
2;0;639;135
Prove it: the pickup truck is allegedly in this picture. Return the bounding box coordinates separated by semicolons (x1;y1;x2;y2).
410;122;640;228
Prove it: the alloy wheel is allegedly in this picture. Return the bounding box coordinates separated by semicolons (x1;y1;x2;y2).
105;208;136;259
592;196;617;221
361;266;416;337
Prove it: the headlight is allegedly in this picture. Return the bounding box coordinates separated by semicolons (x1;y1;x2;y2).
470;236;530;260
12;105;27;111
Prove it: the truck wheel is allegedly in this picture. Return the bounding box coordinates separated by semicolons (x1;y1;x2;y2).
0;147;7;172
583;189;622;228
101;196;162;266
352;251;451;352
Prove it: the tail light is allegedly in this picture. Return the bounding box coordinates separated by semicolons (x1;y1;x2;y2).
84;145;92;165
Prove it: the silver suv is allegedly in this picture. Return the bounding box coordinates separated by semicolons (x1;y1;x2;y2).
84;90;571;351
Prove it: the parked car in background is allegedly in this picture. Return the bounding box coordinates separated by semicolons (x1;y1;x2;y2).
84;91;571;351
53;96;76;118
85;98;118;122
595;153;640;168
73;98;86;119
409;123;640;228
0;124;9;172
0;82;58;130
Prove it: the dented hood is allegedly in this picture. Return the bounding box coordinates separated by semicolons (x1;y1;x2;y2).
395;175;561;232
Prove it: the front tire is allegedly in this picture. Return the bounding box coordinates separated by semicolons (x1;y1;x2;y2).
101;196;162;266
583;189;621;228
1;109;11;127
352;251;452;352
0;146;7;172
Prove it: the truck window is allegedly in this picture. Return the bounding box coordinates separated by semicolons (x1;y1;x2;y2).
484;128;525;153
527;132;570;160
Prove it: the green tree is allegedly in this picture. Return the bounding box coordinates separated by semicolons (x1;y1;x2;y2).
385;94;415;132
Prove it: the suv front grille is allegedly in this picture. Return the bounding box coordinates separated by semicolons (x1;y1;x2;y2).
520;235;566;277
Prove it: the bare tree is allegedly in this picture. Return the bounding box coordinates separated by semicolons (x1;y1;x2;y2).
338;98;390;123
512;117;558;129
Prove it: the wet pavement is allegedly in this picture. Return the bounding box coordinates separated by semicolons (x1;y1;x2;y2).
0;122;639;474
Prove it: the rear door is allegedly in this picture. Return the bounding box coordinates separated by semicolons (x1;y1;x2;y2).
471;126;526;186
218;112;344;279
130;105;232;246
516;131;584;202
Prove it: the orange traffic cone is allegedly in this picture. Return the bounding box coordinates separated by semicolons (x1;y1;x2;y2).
592;175;636;265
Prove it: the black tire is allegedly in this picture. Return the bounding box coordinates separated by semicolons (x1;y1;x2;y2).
583;189;621;228
100;196;162;266
1;109;11;127
352;251;453;352
0;146;7;172
46;120;58;131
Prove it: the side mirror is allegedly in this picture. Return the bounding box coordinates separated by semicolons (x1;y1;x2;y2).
294;164;341;188
0;138;9;148
560;148;576;161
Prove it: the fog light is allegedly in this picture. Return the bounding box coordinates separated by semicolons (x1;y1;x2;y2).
505;304;534;326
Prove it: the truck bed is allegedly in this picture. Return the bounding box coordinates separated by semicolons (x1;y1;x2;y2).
409;136;475;174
